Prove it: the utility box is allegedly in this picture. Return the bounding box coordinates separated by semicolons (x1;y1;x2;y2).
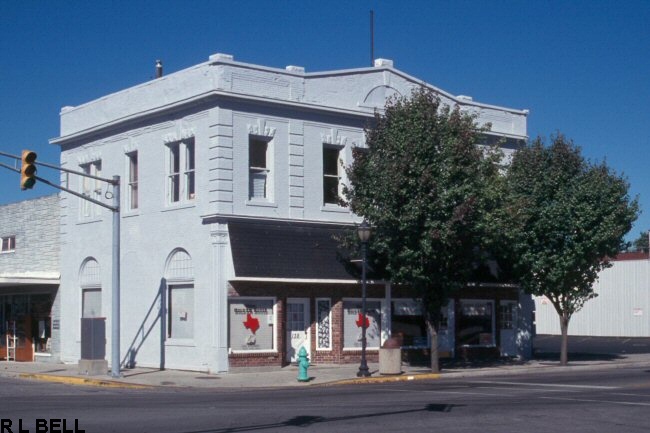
79;318;108;376
379;337;402;375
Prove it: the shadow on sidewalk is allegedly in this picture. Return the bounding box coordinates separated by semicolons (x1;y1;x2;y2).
532;351;623;362
407;351;624;371
441;358;528;370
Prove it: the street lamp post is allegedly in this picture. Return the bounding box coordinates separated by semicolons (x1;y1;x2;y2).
357;220;371;378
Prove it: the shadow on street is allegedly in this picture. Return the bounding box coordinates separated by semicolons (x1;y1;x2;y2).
180;403;463;433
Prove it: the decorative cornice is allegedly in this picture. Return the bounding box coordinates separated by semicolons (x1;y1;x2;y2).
122;137;138;154
210;222;229;245
248;118;276;137
322;128;347;146
77;152;101;165
163;120;196;144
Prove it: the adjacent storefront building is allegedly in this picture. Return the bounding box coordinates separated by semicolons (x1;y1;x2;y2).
0;195;60;362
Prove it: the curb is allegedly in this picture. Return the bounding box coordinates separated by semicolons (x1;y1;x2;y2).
327;360;650;386
329;372;441;386
18;373;152;389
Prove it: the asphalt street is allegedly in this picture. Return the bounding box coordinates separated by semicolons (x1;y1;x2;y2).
2;366;649;433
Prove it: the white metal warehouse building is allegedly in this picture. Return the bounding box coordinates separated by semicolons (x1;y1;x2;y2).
534;252;650;337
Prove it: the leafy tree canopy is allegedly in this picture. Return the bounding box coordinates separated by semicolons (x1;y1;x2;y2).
502;134;639;364
344;89;501;318
630;230;649;251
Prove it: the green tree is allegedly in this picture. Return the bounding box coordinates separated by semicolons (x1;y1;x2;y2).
503;135;638;365
631;231;649;251
344;89;501;372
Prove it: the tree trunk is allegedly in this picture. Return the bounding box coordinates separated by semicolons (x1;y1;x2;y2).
559;313;570;366
426;319;440;373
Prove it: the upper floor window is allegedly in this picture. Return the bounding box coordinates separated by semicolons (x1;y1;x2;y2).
323;147;342;205
127;151;138;210
167;140;195;205
80;160;102;218
1;236;16;253
249;137;272;201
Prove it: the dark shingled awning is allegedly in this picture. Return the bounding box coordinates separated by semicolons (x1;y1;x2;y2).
228;220;356;280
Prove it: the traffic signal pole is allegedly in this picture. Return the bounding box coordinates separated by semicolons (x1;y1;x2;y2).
111;175;121;378
0;151;122;378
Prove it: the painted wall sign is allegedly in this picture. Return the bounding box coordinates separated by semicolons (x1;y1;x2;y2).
633;308;643;317
343;300;381;349
229;299;274;351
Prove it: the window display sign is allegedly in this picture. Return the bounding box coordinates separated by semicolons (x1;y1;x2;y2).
458;300;494;346
392;299;428;348
229;299;274;351
316;298;331;350
393;300;422;316
343;300;381;349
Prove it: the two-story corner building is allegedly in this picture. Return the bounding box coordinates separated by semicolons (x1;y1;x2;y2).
0;195;60;363
52;53;532;373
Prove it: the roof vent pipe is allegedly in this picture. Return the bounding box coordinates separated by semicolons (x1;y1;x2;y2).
155;60;163;78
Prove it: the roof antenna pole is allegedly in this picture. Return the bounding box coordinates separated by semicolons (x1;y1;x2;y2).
370;10;375;66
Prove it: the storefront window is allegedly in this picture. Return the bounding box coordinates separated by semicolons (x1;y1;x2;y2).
392;300;428;348
316;298;331;350
228;298;275;352
0;294;53;358
1;295;29;348
343;299;381;349
458;300;494;346
31;294;53;354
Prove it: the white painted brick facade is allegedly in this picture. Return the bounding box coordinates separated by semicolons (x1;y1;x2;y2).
0;195;60;275
54;54;528;372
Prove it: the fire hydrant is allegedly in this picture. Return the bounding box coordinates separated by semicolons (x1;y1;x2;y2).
297;347;310;382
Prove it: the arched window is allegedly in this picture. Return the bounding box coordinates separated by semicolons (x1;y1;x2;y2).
164;249;194;339
164;249;194;281
80;258;102;318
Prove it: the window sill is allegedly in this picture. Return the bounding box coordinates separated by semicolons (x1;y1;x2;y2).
246;200;278;208
0;251;15;255
122;211;140;219
458;344;496;348
165;339;196;347
161;203;196;213
342;347;380;352
320;204;349;214
76;218;103;225
229;349;278;355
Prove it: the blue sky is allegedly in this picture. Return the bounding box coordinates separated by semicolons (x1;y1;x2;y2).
1;1;648;241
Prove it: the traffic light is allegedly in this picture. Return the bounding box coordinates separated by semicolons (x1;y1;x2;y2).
20;150;37;190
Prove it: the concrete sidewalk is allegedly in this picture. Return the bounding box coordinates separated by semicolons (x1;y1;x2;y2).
2;352;649;390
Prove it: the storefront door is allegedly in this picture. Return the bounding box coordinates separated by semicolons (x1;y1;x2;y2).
1;295;35;362
286;298;310;363
438;300;455;357
499;300;518;357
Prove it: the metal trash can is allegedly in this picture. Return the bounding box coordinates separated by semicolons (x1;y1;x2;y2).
379;337;402;375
